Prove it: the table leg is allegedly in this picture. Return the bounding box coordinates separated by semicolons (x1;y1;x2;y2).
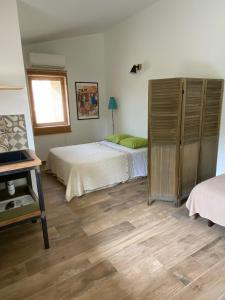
35;168;50;249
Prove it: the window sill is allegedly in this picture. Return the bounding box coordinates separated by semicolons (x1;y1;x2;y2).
34;125;71;136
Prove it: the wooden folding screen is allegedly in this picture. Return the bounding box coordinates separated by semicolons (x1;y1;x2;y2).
148;78;223;207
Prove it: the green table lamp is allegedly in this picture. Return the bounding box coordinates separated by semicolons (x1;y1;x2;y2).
108;97;118;134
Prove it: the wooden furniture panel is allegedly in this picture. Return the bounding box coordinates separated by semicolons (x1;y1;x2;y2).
150;144;177;203
149;79;182;144
181;142;199;199
198;79;224;181
202;79;223;137
179;79;204;205
181;79;204;144
148;78;182;205
0;208;40;227
198;136;218;182
148;77;224;207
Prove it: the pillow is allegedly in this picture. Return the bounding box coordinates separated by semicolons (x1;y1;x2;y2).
119;137;148;149
105;133;132;144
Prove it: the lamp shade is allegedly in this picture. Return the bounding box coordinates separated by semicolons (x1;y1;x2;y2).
108;97;118;110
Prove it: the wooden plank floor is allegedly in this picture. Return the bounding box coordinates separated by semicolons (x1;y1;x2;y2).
0;173;225;300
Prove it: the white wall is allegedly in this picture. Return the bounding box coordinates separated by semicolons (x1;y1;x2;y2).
105;0;225;174
23;34;110;160
0;0;25;88
0;0;34;150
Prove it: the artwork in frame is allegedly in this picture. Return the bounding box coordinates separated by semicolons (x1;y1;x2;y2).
75;82;99;120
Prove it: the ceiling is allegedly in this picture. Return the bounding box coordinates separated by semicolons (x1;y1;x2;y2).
17;0;157;44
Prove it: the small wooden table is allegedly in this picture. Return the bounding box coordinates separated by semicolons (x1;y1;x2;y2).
0;150;49;249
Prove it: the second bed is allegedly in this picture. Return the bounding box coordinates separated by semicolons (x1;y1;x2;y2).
47;141;147;201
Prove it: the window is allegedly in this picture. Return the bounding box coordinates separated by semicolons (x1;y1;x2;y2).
27;69;71;135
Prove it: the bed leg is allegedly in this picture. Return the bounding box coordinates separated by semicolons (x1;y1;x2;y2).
208;219;215;227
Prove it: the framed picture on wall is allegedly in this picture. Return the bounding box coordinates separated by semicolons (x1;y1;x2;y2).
75;82;99;120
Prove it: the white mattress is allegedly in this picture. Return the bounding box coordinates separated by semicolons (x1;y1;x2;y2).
47;141;147;201
100;141;147;178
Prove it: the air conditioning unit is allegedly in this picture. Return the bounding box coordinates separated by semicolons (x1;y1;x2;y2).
29;52;66;69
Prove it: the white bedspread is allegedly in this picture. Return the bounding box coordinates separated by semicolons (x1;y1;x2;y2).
186;174;225;227
100;141;147;178
47;141;147;201
48;142;128;201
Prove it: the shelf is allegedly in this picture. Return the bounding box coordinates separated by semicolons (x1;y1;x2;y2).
0;185;29;202
0;202;40;227
0;154;49;248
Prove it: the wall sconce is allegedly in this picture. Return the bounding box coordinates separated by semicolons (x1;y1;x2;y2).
130;64;142;74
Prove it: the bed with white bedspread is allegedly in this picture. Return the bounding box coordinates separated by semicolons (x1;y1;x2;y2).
47;141;147;201
186;174;225;227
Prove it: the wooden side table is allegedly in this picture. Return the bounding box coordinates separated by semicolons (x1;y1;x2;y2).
0;150;49;249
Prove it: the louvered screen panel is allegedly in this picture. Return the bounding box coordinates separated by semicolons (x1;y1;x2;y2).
150;79;181;143
202;79;223;137
182;79;204;143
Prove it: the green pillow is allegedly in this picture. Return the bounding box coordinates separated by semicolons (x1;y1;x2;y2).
105;133;132;144
119;137;148;149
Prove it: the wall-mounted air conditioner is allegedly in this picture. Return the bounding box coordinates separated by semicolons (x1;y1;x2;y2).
29;53;66;69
